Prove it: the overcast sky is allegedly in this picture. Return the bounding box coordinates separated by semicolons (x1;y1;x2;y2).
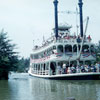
0;0;100;58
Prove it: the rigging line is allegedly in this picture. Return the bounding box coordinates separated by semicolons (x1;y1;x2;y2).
77;17;89;61
58;10;80;14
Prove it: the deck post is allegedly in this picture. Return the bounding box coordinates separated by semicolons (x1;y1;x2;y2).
77;44;79;55
35;65;36;74
42;64;43;75
83;60;85;65
56;62;58;75
34;64;36;74
45;63;47;75
69;61;70;67
39;64;41;75
48;62;51;75
37;64;38;74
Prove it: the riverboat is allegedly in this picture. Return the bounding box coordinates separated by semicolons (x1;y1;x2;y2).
28;0;100;80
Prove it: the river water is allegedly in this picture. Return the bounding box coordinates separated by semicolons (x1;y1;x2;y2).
0;73;100;100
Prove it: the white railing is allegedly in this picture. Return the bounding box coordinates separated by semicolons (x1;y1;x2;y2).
33;70;49;75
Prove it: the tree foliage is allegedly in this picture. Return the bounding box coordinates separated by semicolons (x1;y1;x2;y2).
0;30;19;79
17;58;30;72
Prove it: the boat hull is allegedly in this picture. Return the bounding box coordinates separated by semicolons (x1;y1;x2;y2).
29;72;100;80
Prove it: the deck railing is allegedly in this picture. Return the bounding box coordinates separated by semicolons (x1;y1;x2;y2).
33;38;91;51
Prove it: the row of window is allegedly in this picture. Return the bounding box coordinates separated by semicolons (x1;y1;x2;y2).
58;45;95;53
30;45;95;59
32;63;49;70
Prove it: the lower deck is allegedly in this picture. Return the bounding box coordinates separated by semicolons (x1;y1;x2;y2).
28;71;100;80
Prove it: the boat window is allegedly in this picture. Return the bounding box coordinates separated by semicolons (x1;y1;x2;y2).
34;64;35;70
44;51;46;57
78;45;81;51
90;45;95;53
39;53;42;58
58;62;63;67
57;45;63;53
82;45;89;53
43;64;46;70
50;62;56;75
30;54;34;59
85;61;91;65
38;53;41;58
47;49;50;56
50;48;53;55
36;65;37;70
79;61;84;65
73;45;77;52
40;53;43;58
47;48;51;56
53;46;56;50
65;45;72;52
70;61;77;67
46;63;49;70
32;63;34;68
38;65;40;70
45;50;48;56
34;55;38;59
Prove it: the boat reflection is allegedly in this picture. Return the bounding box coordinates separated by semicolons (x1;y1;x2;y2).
29;77;100;100
5;73;100;100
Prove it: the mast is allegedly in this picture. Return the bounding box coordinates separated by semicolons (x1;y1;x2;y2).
53;0;58;40
78;0;83;37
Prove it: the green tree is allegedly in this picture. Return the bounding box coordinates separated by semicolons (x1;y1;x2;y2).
17;57;30;72
0;30;18;79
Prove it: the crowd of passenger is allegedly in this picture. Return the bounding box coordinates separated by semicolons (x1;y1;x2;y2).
56;62;100;74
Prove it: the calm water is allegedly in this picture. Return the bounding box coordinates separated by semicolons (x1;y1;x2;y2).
0;73;100;100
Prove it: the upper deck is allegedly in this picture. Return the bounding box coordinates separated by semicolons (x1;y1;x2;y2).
32;35;93;54
30;24;96;63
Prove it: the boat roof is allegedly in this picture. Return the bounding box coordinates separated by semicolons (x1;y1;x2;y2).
58;25;72;30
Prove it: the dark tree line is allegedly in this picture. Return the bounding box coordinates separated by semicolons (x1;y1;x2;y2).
16;57;30;72
0;30;29;80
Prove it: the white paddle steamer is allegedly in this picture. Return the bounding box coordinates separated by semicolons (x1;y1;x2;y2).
28;0;100;80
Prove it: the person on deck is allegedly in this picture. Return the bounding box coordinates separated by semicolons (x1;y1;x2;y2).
71;65;76;73
62;64;66;74
57;64;62;74
81;65;85;72
84;65;88;72
76;65;81;73
95;63;99;72
67;67;71;74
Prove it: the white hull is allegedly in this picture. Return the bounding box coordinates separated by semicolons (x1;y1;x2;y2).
28;70;100;80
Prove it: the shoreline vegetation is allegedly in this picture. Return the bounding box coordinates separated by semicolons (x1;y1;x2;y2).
0;30;29;80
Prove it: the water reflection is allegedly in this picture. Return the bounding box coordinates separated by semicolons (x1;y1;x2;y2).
0;73;100;100
8;73;33;100
0;80;11;100
29;78;100;100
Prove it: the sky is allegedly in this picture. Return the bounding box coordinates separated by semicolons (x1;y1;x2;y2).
0;0;100;58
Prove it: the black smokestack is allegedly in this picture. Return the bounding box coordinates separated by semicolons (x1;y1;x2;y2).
53;0;58;39
78;0;83;37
